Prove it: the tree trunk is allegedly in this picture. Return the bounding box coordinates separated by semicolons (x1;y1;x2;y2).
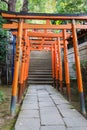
1;0;17;11
8;0;16;11
22;0;28;12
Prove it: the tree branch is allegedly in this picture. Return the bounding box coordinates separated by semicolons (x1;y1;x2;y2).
1;0;8;5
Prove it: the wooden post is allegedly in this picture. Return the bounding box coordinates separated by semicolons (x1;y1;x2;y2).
57;37;63;92
63;29;71;101
26;37;30;81
55;42;59;91
52;47;55;87
72;19;86;115
18;37;26;103
24;31;30;88
24;30;28;87
12;35;16;81
10;19;23;115
54;43;57;88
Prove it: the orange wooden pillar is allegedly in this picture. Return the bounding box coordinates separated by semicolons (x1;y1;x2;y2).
57;38;63;92
26;38;30;81
52;47;55;87
10;19;23;115
18;36;26;103
54;43;57;88
25;33;30;86
24;31;28;85
23;30;28;92
63;29;71;101
72;20;86;115
55;42;59;90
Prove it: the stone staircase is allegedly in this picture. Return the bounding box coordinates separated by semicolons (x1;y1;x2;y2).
28;51;53;84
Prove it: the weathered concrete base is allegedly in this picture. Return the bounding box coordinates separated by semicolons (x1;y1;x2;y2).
15;85;87;130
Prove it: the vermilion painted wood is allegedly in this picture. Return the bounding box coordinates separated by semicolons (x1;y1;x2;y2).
3;22;87;30
10;19;23;115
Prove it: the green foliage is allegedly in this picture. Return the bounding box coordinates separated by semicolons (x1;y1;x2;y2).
0;16;7;27
1;0;87;14
16;0;23;12
0;16;8;64
72;60;87;71
0;90;5;103
29;0;56;13
81;60;87;68
56;0;87;14
0;0;8;10
72;63;76;71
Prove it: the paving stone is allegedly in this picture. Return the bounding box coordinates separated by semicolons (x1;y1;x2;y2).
24;97;38;102
39;101;55;108
53;99;69;105
38;97;52;102
23;97;38;104
40;107;64;125
50;94;64;99
63;117;87;127
57;104;74;110
15;118;40;130
41;126;66;130
38;94;49;98
27;90;37;94
67;127;87;130
21;103;39;110
58;108;83;118
38;92;48;95
18;110;39;118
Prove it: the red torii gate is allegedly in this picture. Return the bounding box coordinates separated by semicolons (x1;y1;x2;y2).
12;29;70;100
1;11;87;115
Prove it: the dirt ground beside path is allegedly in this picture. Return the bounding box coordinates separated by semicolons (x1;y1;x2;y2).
0;86;16;130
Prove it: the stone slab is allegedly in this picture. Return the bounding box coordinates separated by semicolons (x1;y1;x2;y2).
67;127;87;130
58;108;83;118
15;118;40;130
50;94;65;99
21;103;39;110
41;126;66;130
38;97;52;102
24;95;38;101
53;99;69;105
18;110;39;118
40;107;64;125
22;98;38;104
39;101;55;108
57;104;74;110
38;94;49;98
63;117;87;127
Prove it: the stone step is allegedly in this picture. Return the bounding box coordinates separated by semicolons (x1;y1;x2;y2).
28;81;53;84
28;78;53;81
29;69;52;71
28;50;53;84
29;75;52;78
29;72;52;75
29;68;52;72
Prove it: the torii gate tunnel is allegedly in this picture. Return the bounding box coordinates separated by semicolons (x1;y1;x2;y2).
1;11;87;115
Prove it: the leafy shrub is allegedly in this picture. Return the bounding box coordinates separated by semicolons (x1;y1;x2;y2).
72;60;87;70
0;91;5;103
72;60;87;82
0;16;8;65
81;60;87;68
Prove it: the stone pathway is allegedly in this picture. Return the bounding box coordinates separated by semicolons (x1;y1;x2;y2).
15;85;87;130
